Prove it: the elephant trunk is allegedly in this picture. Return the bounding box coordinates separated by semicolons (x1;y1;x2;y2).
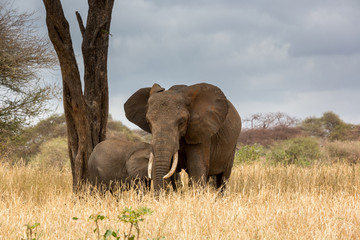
153;152;171;192
150;137;179;192
148;126;180;193
148;152;178;180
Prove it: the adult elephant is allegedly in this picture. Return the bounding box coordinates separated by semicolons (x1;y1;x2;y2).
88;139;151;192
124;83;241;193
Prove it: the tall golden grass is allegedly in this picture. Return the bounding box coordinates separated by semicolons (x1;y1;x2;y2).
325;141;360;164
0;162;359;239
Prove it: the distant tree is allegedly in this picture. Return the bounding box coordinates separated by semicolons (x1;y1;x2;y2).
244;113;262;129
244;112;299;129
301;111;351;141
43;0;114;192
240;112;302;146
301;117;325;138
0;2;58;141
321;112;349;141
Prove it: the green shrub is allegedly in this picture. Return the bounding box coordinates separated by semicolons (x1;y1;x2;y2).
267;137;321;166
29;137;69;169
325;141;360;164
72;207;153;240
107;118;143;142
24;222;41;240
13;114;66;161
300;112;354;141
235;144;264;163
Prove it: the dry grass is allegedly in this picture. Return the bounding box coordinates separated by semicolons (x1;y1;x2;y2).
325;141;360;164
0;162;359;239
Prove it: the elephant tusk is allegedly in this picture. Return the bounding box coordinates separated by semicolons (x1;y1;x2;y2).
148;152;154;179
163;152;178;179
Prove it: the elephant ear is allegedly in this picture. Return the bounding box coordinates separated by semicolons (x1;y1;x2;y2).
150;83;165;95
126;142;151;179
185;83;228;144
124;84;165;133
124;87;151;132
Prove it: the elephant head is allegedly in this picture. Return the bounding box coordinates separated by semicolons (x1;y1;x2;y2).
124;83;229;192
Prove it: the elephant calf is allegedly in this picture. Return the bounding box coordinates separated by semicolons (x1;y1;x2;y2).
88;139;151;193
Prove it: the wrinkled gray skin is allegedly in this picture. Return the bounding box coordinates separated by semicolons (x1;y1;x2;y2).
124;83;241;194
88;139;151;192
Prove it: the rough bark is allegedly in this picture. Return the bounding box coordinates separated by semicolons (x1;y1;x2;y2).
43;0;114;192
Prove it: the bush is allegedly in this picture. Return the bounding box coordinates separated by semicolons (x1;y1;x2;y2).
238;126;303;146
29;137;69;169
325;141;360;164
107;119;143;142
235;144;264;163
1;114;66;162
267;137;321;166
300;112;357;141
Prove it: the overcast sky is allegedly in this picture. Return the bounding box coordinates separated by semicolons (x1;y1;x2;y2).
13;0;360;128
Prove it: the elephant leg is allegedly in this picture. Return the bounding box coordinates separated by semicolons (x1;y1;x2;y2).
145;178;151;191
216;146;236;195
170;172;182;191
185;143;210;188
187;166;207;187
216;173;227;194
207;175;217;187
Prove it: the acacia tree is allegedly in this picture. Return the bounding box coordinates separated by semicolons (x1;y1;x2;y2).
0;3;57;140
244;112;299;129
301;111;351;141
42;0;114;192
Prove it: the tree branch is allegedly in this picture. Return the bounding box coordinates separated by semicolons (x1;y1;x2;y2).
75;11;85;38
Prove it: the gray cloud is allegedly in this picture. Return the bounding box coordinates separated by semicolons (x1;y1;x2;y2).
12;0;360;126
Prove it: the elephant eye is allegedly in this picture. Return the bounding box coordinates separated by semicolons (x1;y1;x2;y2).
178;118;186;127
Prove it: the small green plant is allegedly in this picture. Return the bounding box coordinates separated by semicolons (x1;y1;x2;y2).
268;137;320;166
74;214;117;240
89;214;107;240
120;206;152;240
24;222;40;240
235;144;264;163
72;207;153;240
103;229;121;240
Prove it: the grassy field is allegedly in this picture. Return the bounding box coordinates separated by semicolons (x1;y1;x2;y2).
0;162;359;239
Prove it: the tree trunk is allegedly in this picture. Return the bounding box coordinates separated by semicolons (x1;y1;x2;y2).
43;0;114;192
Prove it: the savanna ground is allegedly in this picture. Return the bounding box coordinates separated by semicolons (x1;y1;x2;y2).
1;158;359;239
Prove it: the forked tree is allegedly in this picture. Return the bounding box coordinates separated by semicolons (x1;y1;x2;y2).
42;0;114;192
